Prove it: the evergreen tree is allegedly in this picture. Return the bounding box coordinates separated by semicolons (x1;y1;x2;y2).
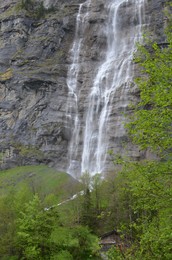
80;188;94;229
16;194;59;259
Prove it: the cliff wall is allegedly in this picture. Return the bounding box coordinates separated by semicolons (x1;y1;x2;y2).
0;0;167;173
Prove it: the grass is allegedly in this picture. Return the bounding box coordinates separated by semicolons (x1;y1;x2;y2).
0;165;81;205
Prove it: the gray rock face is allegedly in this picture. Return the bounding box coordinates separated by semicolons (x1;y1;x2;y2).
0;0;167;173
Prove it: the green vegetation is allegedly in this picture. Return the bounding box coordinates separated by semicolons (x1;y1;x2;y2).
54;10;172;259
0;165;100;259
104;12;172;260
128;34;172;157
18;0;56;19
0;5;18;20
12;143;45;162
16;194;58;259
0;165;80;202
104;159;172;259
0;4;172;260
0;194;100;259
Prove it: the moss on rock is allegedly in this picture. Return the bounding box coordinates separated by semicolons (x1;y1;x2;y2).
0;69;13;82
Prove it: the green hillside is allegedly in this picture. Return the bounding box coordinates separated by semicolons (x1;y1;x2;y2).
0;165;81;205
0;166;100;259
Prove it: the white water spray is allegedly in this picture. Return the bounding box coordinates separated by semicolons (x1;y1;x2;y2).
66;1;91;177
66;0;147;177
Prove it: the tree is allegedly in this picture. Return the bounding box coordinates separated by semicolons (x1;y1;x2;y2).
80;173;103;232
80;187;95;229
50;226;100;259
127;29;172;157
92;174;102;212
107;15;172;259
68;226;100;260
16;194;59;259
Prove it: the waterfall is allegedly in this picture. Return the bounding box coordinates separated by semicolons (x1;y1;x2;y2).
66;0;147;177
66;0;91;177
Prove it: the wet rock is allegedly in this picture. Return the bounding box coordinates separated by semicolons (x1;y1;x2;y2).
0;0;167;173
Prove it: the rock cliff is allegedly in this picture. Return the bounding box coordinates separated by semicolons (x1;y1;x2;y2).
0;0;167;175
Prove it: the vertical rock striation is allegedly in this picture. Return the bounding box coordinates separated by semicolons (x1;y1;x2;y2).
0;0;167;175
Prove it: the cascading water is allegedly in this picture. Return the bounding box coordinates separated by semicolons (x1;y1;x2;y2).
66;0;147;177
66;0;91;177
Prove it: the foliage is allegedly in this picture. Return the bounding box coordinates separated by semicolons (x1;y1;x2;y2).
19;0;56;19
16;194;59;259
0;191;100;259
12;142;45;162
127;30;172;157
115;160;172;259
51;226;100;259
1;12;172;260
70;226;100;259
78;172;111;234
80;188;94;227
105;18;172;259
0;166;100;259
106;246;124;260
0;193;17;257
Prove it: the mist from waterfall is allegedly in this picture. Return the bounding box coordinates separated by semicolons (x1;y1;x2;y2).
66;0;147;177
